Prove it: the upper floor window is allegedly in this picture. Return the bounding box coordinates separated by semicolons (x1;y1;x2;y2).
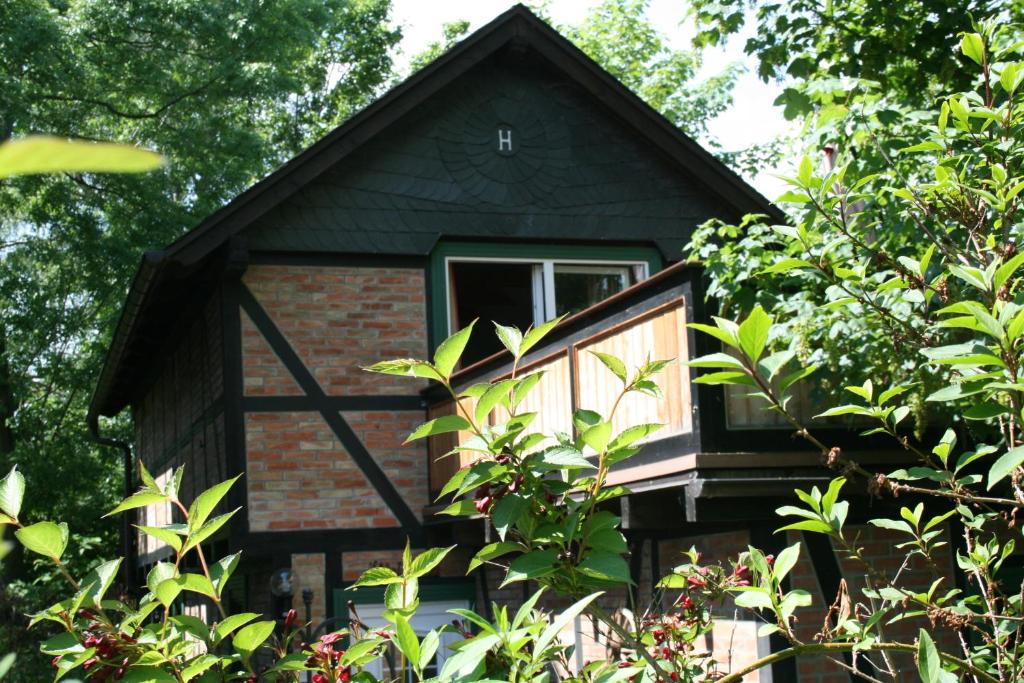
445;256;650;364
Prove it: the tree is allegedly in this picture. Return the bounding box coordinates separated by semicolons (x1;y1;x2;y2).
684;3;1024;427
689;0;1020;116
557;0;740;146
690;22;1024;680
0;0;400;672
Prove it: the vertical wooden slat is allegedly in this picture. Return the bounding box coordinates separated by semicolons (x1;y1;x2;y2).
574;301;691;439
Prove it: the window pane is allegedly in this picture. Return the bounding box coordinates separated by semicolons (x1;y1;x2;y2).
449;261;536;364
553;264;633;318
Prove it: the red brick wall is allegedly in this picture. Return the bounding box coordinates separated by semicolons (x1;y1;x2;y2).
131;291;226;563
246;411;399;531
240;265;430;532
241;265;428;396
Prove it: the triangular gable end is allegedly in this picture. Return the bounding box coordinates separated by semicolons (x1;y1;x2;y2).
242;48;730;259
89;4;778;421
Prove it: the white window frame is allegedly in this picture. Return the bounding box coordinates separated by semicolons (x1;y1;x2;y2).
444;257;649;336
354;599;468;682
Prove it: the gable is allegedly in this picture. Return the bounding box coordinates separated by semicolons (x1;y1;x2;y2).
244;50;734;259
90;5;778;421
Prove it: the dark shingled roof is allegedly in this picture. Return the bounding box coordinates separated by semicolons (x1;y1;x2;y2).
89;4;780;420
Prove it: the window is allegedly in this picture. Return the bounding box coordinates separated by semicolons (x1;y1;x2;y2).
446;257;648;363
353;598;467;682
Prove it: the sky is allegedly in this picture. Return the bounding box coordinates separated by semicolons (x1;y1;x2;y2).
388;0;795;198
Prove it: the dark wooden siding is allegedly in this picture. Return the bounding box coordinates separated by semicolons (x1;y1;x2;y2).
243;51;733;259
131;289;226;561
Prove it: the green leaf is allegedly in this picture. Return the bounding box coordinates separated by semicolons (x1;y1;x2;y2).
1001;62;1024;92
211;613;259;644
590;351;628;383
440;633;500;679
363;359;444;382
182;508;238;551
587;527;628;554
419;630;441;672
435;320;476;378
406;415;471;442
468;542;522;572
494;323;523;357
797;154;814;185
81;559;122;608
534;446;594;470
15;521;68;561
233;620;276;659
210;551;241;594
174;573;217;599
964;403;1008;420
687;353;745;369
961;33;985;65
535;592;602;656
947;265;988;291
0;467;24;520
762;258;814;274
180;655;219;682
734;589;773;610
104;491;168;517
352;566;402;587
0;136;163;178
578;550;632;584
773;543;800;581
776;519;835;534
134;525;183;552
687;322;738;349
988;445;1024;489
917;628;956;682
172;615;211;641
491;495;528;541
438;499;477;517
608;423;662;450
693;370;755;386
41;632;82;655
582;422;613;452
475;379;517;424
394;616;420;669
146;562;178;596
117;667;177;683
520;316;564;358
737;306;772;362
187;474;241;531
0;653;15;681
512;371;545;407
409;546;455;578
155;578;184;607
503;550;559;585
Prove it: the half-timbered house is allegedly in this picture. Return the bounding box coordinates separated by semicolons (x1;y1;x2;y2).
88;7;947;681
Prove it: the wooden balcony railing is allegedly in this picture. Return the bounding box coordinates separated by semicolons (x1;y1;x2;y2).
425;263;701;498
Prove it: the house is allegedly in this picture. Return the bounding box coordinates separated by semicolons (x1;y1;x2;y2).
87;6;944;681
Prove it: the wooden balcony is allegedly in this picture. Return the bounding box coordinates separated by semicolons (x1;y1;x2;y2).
425;262;702;499
422;261;918;522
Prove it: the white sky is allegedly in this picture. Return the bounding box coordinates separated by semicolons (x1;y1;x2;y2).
389;0;794;198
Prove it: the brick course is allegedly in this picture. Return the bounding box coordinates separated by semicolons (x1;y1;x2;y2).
240;265;430;532
241;265;428;397
246;411;401;531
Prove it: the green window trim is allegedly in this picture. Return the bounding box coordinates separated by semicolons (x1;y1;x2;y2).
333;579;477;616
428;241;663;350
